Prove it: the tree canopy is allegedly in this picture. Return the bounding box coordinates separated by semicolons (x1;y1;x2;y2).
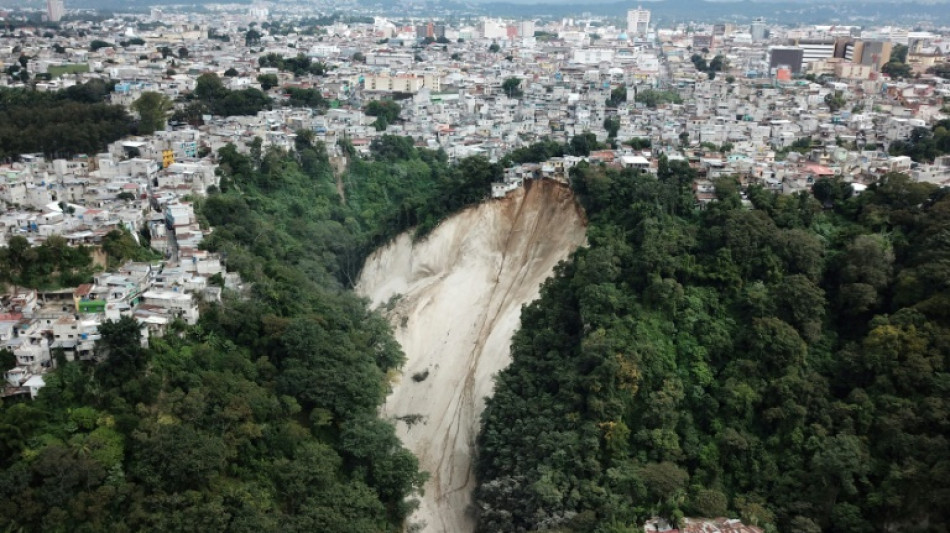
0;80;131;159
132;91;173;135
475;165;950;532
171;73;271;124
0;136;487;531
502;77;523;98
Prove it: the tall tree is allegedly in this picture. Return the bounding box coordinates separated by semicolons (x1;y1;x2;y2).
131;91;173;134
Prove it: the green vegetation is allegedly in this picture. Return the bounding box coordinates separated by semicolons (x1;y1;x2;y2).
824;90;846;113
502;77;523;98
0;135;518;530
0;132;509;530
208;134;500;284
624;137;652;150
351;136;502;241
0;302;422;531
888;119;950;163
501;138;567;166
244;29;262;46
691;53;726;79
47;63;90;77
928;62;950;78
499;134;608;167
569;132;605;157
364;100;401;131
132;91;173;135
89;40;113;51
604;116;620;139
207;28;230;43
100;228;160;269
606;85;627;108
0;235;94;290
257;73;279;91
258;53;327;77
0;79;131;159
882;44;913;79
119;37;145;47
635;89;683;108
171;73;271;125
476;162;950;532
775;136;815;160
284;87;328;109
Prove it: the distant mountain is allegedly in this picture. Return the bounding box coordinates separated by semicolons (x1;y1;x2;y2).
10;0;950;24
474;0;950;24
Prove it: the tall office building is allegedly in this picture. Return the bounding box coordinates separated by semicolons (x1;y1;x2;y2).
750;18;768;41
840;40;892;71
796;39;836;64
47;0;64;22
516;20;535;38
626;6;650;38
770;46;805;73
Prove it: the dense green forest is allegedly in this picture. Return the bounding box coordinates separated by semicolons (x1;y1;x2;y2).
205;133;500;287
499;134;607;167
0;235;95;290
476;161;950;532
0;134;502;531
0;230;157;290
171;73;272;126
0;80;132;159
888;119;950;163
258;53;328;77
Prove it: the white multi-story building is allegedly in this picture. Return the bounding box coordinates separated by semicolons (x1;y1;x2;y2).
627;6;650;38
363;73;440;94
481;19;508;40
798;39;836;64
516;20;535;38
309;44;341;58
751;18;768;41
572;48;616;65
47;0;64;22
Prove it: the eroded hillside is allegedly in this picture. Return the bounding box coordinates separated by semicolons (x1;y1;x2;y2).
357;179;586;532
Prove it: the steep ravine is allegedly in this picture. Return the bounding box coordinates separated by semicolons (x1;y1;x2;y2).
357;180;587;532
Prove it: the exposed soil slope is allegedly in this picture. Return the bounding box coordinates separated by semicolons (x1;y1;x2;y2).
357;180;586;532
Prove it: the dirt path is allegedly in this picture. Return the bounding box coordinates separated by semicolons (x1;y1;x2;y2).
329;156;347;203
357;181;586;532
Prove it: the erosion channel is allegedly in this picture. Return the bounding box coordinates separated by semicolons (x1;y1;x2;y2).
357;179;587;532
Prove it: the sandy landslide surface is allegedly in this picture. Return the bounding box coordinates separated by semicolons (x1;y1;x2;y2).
357;180;586;533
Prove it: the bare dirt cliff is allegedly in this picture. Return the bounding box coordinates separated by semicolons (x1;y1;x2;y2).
357;180;587;532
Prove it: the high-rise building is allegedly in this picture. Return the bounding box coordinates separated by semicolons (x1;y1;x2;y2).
693;35;715;51
626;6;650;38
480;19;507;40
516;20;535;38
769;46;805;73
796;39;836;64
47;0;64;23
415;23;435;39
713;24;734;37
842;40;892;71
751;18;768;41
